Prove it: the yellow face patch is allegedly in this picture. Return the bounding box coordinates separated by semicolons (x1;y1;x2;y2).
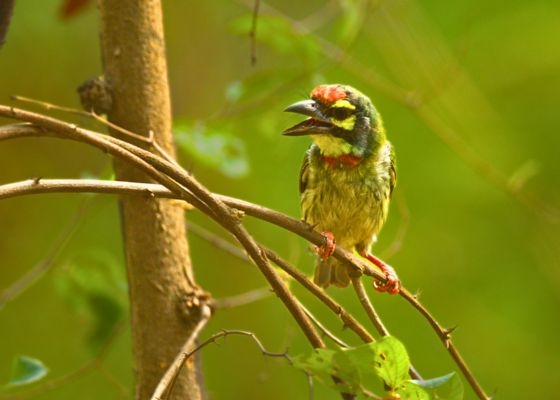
332;99;355;110
331;115;356;130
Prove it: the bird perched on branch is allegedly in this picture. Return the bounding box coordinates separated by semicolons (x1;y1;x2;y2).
283;84;400;294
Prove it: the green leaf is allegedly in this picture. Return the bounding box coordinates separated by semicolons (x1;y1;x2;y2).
374;336;410;386
292;337;462;399
397;381;431;400
174;120;249;178
293;336;413;396
293;349;357;393
411;372;464;400
292;348;336;381
7;356;48;387
340;342;381;386
331;350;361;392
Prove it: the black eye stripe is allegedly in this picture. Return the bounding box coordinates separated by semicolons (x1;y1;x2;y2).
329;106;354;120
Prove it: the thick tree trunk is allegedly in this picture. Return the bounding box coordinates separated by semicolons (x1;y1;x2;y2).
97;1;203;399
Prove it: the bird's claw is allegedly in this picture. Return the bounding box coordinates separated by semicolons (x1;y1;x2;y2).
372;264;401;295
364;253;401;295
316;231;336;261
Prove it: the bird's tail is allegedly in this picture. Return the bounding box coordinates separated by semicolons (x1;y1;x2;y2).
314;258;351;288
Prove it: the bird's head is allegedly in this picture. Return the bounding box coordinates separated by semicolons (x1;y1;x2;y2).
283;84;384;158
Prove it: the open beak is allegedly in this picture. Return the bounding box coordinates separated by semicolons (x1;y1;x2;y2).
282;99;333;136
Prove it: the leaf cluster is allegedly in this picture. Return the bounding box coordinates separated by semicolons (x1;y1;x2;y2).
294;336;463;400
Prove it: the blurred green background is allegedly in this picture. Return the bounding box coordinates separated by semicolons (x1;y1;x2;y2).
1;0;559;399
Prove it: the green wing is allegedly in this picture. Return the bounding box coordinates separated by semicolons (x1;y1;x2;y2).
299;149;310;194
389;143;397;197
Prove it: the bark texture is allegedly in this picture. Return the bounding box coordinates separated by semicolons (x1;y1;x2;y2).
97;1;203;399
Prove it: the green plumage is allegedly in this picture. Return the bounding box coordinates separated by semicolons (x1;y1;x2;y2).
284;84;396;288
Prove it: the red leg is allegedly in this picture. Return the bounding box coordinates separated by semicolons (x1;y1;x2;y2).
363;252;400;295
316;231;336;261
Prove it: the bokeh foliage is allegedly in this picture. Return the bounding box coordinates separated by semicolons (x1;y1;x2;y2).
1;0;559;399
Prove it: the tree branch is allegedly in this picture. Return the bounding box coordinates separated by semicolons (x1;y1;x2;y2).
399;289;488;399
0;113;489;399
0;111;340;393
263;247;374;343
0;176;374;343
0;175;485;397
0;120;385;283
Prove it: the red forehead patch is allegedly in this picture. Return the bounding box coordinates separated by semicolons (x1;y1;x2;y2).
311;84;347;103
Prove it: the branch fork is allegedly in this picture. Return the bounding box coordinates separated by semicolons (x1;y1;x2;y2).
0;105;491;400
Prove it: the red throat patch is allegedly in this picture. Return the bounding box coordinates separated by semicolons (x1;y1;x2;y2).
321;154;362;168
311;84;347;104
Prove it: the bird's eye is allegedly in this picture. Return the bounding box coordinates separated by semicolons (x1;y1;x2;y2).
330;107;353;121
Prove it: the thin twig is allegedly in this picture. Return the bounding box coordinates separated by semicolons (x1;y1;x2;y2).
351;278;389;337
299;303;350;348
215;194;388;283
190;329;291;363
12;95;152;145
213;287;273;309
151;303;212;400
187;221;249;262
11;95;93;118
351;279;422;380
11;95;178;164
178;329;340;400
264;247;374;343
187;222;275;309
399;288;488;400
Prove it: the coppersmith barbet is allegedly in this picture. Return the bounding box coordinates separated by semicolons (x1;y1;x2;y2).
283;84;400;294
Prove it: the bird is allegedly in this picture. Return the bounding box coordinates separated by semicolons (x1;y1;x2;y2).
283;84;400;294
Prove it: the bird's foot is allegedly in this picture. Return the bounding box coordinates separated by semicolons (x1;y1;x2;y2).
316;231;336;261
364;253;400;295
